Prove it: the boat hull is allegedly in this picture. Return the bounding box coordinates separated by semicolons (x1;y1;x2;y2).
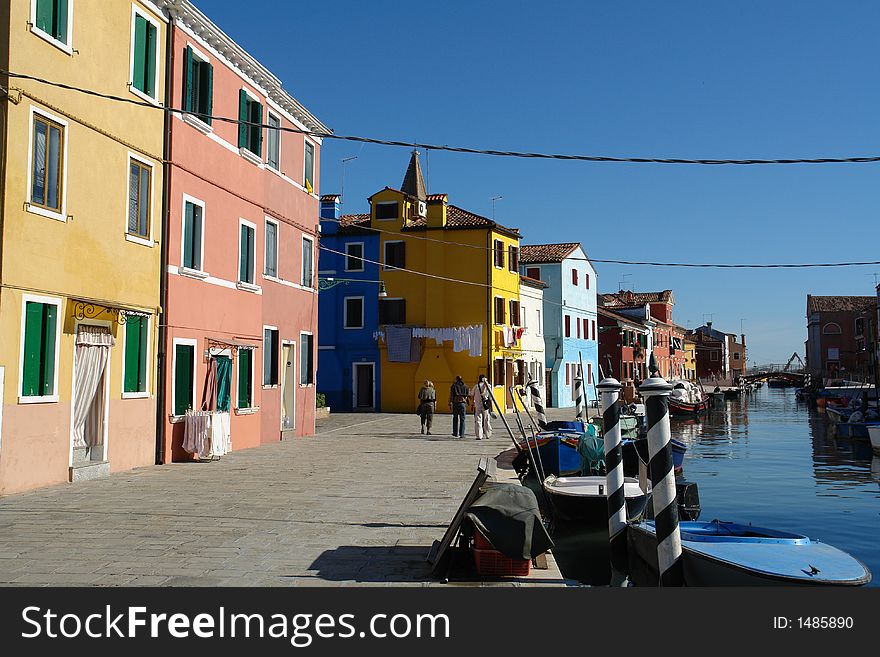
668;398;712;417
869;425;880;455
543;476;649;526
520;433;582;477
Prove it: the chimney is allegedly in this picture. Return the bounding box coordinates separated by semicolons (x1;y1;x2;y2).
706;321;713;330
319;194;340;235
426;193;447;228
741;333;746;347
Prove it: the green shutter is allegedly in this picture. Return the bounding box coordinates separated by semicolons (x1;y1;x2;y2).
36;0;53;34
124;318;139;392
174;345;193;415
203;63;213;125
137;319;148;392
55;0;69;43
253;102;263;156
22;302;44;396
183;46;194;111
133;16;147;93
145;23;157;96
238;350;252;408
183;202;194;268
41;303;57;396
238;90;248;148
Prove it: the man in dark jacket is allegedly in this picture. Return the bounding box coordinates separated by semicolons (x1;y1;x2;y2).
449;376;469;438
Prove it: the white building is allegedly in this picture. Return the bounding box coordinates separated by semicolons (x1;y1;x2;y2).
519;274;547;409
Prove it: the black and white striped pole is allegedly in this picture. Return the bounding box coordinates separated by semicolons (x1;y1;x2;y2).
597;366;627;577
573;366;585;421
527;374;548;430
640;353;683;586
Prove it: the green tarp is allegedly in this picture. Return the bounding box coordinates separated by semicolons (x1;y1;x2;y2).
466;483;553;560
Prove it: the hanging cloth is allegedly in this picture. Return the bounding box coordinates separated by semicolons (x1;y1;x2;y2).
200;357;218;411
72;325;114;449
386;326;413;362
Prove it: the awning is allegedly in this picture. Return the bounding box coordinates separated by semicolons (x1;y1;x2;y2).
206;336;260;352
71;298;154;324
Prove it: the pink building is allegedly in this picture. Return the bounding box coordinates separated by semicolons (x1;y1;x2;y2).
159;1;327;462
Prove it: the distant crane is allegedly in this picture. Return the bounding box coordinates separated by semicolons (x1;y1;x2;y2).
783;352;805;372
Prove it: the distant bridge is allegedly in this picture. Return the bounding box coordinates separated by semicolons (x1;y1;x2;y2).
742;370;807;386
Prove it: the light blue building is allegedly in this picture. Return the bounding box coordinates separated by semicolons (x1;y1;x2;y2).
317;195;382;411
520;243;598;408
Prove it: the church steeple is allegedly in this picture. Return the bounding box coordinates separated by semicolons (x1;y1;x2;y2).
401;150;427;201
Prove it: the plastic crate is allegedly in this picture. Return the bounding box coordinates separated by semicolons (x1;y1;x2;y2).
473;529;494;551
472;548;531;577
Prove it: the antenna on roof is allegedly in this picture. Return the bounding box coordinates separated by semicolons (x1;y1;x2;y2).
703;313;714;326
491;195;503;220
340;156;358;207
618;273;631;291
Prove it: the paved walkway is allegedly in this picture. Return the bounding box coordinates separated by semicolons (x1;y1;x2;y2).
0;407;587;586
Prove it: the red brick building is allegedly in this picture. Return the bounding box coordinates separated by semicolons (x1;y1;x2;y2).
806;295;877;380
599;290;680;378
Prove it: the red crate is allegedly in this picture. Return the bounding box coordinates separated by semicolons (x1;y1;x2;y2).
473;529;494;551
472;548;531;577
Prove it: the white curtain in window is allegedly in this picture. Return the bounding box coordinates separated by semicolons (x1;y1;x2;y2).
72;326;114;449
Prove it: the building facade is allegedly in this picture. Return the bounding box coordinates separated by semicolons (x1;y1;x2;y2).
518;274;547;408
158;0;327;462
521;243;599;407
805;295;877;381
597;307;651;402
317;196;382;412
1;0;167;494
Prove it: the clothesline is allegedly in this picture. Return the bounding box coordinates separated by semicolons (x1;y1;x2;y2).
374;324;486;358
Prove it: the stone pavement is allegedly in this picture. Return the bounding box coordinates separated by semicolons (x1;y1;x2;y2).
0;407;588;586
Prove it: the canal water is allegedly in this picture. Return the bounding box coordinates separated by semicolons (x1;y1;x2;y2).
550;386;880;586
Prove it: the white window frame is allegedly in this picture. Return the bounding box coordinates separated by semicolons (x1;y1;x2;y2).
171;338;198;418
29;0;75;55
182;42;213;134
26;105;69;223
267;112;282;172
383;240;404;271
263;217;279;280
237;219;259;291
303;137;316;191
128;5;162;105
536;309;542;336
180;194;207;275
301;235;315;288
125;152;155;247
299;331;315;386
239;87;263;165
121;313;151;400
375;201;399;221
263;325;280;389
18;293;63;404
344;241;365;273
344;296;365;330
235;347;256;411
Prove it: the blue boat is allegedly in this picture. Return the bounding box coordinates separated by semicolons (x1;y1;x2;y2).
520;432;583;477
627;520;871;586
825;406;880;439
622;437;687;477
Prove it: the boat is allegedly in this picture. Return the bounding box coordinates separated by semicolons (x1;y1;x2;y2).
825;406;880;439
766;379;791;389
622;436;687;476
722;387;741;399
519;431;583;477
627;519;872;586
543;475;650;525
869;425;880;455
668;396;713;417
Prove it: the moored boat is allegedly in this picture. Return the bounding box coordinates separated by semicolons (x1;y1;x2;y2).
869;425;880;455
519;432;582;477
627;520;872;586
668;397;713;417
543;475;649;525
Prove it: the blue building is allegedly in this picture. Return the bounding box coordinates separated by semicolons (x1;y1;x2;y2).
317;195;381;411
520;243;598;407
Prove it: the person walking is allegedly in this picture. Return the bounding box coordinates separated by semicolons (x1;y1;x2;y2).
471;374;493;440
449;376;469;438
417;380;436;435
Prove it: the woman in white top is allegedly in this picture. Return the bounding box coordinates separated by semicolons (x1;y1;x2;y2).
471;374;493;440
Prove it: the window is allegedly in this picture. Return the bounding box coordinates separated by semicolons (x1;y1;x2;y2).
564;315;571;338
508;245;519;272
493;359;505;387
572;269;578;286
375;202;398;221
565;363;571;386
173;342;195;415
21;299;59;399
822;323;842;335
827;347;839;361
585;273;590;289
577;317;581;339
344;297;364;329
304;140;315;192
345;242;364;272
494;297;506;325
128;158;151;240
521;304;527;328
509;300;520;327
238;90;262;157
264;220;278;278
123;315;148;395
183;46;213;125
593;320;597;341
30;111;65;214
300;333;314;385
131;10;158;99
526;267;540;280
33;0;71;49
267;113;281;170
536;309;542;336
384;241;405;270
263;328;279;386
733;352;741;360
710;351;719;361
493;240;504;268
587;363;593;385
237;349;253;408
379;299;406;325
182;198;204;271
239;222;256;284
302;236;314;287
855;318;865;336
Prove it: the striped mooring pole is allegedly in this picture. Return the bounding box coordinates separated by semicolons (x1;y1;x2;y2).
573;366;585;421
597;370;627;576
526;374;548;429
639;353;683;586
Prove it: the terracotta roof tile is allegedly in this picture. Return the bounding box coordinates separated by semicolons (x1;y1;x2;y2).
598;307;647;327
338;213;370;228
520;243;581;264
599;290;674;307
520;274;548;289
404;204;521;236
807;295;876;313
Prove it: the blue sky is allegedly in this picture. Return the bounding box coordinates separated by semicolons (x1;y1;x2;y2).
195;0;880;365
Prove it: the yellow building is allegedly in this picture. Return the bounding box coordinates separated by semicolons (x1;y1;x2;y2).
684;337;698;381
0;0;167;494
350;153;524;413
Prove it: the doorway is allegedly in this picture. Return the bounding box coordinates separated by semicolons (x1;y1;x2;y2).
352;362;375;410
71;324;112;465
281;342;296;436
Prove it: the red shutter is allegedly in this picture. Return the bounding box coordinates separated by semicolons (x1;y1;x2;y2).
576;318;581;339
585;273;590;289
572;269;578;285
564;315;570;337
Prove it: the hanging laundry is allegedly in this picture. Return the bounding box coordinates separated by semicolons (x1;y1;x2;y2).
468;325;483;357
183;409;211;457
387;326;414;362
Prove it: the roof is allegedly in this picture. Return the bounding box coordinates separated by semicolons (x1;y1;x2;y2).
405;205;521;238
520;243;581;264
337;214;371;232
401;151;427;201
598;307;648;329
520;274;548;289
807;295;877;314
600;290;674;308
